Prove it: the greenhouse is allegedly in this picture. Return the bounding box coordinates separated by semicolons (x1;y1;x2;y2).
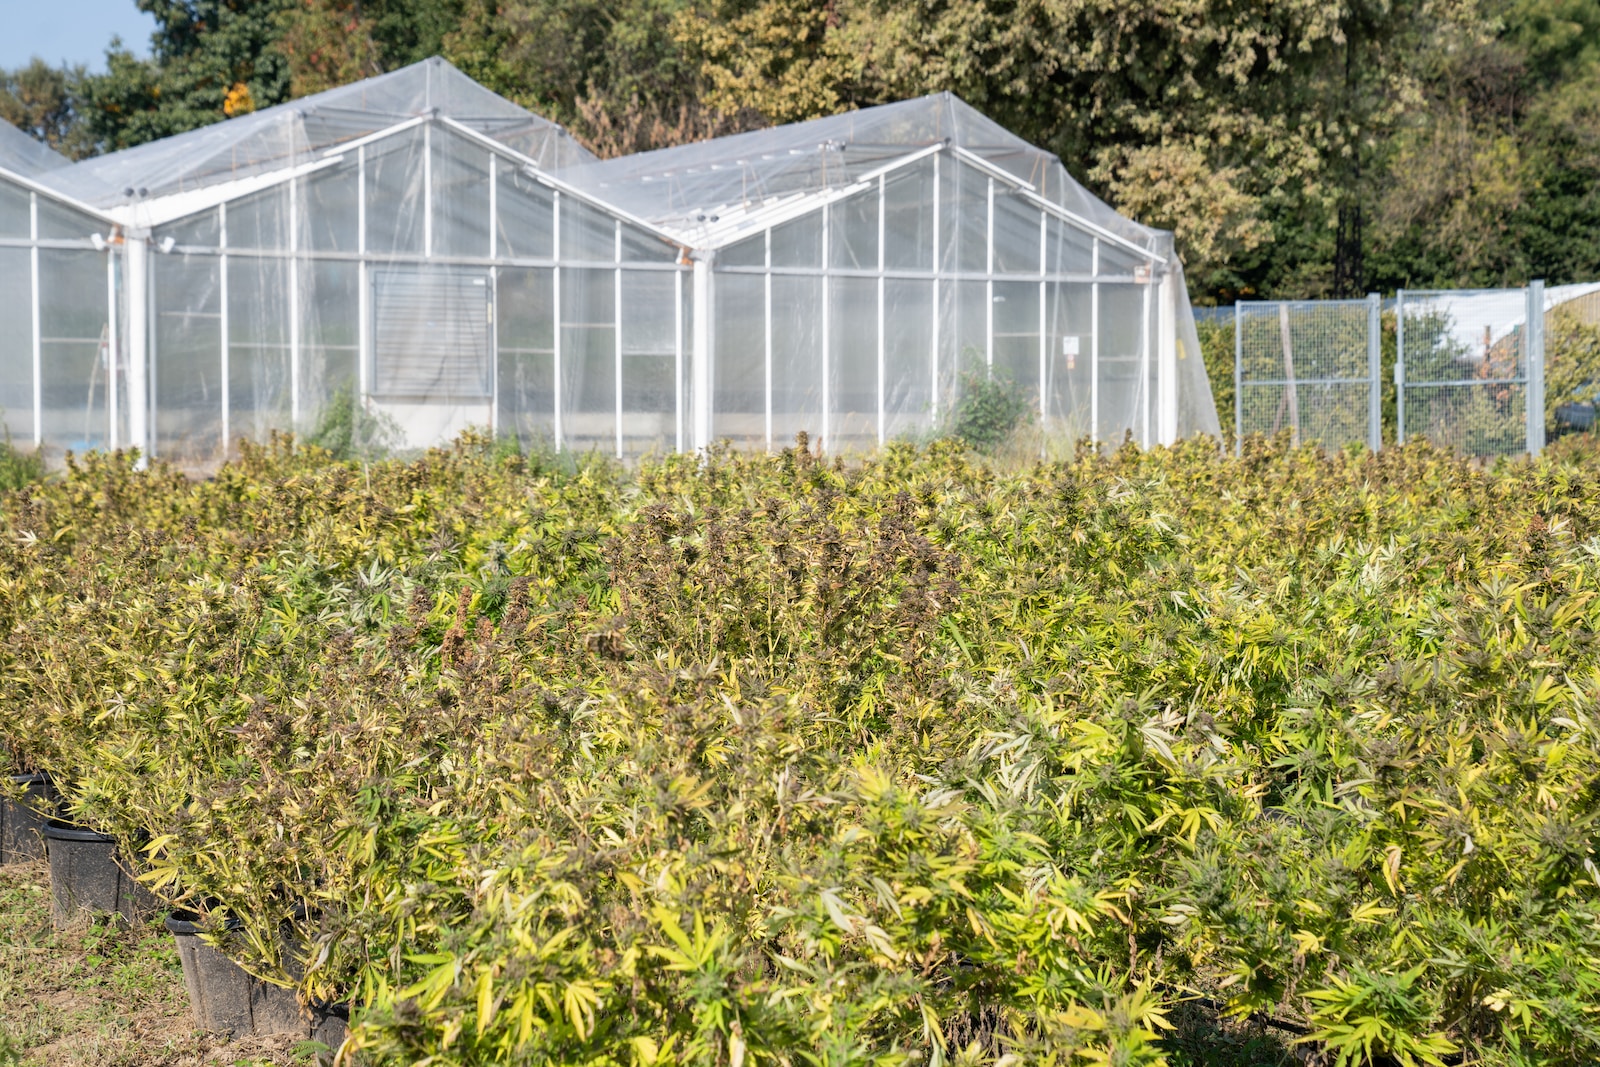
0;57;1219;465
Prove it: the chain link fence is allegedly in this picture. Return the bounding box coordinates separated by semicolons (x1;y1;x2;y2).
1235;297;1380;453
1397;286;1545;457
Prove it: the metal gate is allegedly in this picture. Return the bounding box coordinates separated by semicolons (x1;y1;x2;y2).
1397;285;1544;456
1235;296;1380;453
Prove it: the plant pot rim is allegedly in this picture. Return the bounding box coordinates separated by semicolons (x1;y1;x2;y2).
165;909;245;935
8;772;49;786
43;822;115;843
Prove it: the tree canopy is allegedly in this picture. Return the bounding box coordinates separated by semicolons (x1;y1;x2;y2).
7;0;1600;301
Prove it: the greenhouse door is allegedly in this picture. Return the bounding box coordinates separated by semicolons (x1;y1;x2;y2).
370;268;494;448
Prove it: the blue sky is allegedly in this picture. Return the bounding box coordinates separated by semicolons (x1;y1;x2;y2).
0;0;157;72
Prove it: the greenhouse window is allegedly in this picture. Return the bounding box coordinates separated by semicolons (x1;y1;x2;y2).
371;269;492;399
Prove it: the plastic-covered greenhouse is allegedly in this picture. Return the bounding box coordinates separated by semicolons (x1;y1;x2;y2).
0;57;1219;465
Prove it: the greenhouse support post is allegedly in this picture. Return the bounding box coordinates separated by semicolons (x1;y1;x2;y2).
288;178;301;426
1157;267;1177;445
553;191;563;449
771;231;777;447
930;152;941;418
126;231;150;467
106;245;119;451
219;201;230;453
878;174;887;447
984;177;994;371
1090;240;1100;440
1038;211;1047;429
614;220;623;458
1528;280;1545;455
675;266;685;452
29;193;40;446
1139;280;1151;447
1367;293;1381;453
692;255;712;452
821;202;831;449
357;145;370;401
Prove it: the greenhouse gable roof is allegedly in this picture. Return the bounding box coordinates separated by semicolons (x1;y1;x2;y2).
38;57;596;214
557;93;1163;255
0;119;70;179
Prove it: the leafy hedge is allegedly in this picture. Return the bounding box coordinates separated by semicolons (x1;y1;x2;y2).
3;432;1600;1066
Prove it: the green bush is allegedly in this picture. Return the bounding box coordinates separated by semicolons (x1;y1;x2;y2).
948;367;1035;451
302;383;403;461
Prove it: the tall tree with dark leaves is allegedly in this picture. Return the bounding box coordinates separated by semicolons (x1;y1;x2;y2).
0;59;93;159
674;0;1462;299
76;0;297;152
274;0;465;97
444;0;748;158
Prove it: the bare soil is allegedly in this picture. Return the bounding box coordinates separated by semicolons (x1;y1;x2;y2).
0;860;310;1067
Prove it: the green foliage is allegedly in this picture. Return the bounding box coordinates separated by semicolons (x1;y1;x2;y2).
302;385;402;462
1545;307;1600;431
68;0;296;152
947;368;1035;452
0;434;45;493
1196;317;1235;443
0;58;93;159
9;432;1600;1065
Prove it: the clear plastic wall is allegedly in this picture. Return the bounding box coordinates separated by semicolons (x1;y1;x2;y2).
702;152;1198;452
7;65;1220;465
0;166;122;458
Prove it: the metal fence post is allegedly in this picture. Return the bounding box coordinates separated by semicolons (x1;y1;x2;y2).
1233;300;1243;455
1367;293;1381;452
1528;280;1545;456
1395;290;1407;445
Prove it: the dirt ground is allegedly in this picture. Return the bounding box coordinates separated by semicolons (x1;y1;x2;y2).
0;860;314;1067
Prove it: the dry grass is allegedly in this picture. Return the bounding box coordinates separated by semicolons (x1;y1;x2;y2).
0;861;307;1067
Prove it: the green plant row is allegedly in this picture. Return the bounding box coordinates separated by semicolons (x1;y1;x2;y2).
2;431;1599;1067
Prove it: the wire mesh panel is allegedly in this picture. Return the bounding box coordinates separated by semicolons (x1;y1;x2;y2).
1235;297;1379;452
1397;287;1545;456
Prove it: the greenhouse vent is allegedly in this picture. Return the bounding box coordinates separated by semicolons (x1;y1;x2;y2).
0;57;1220;466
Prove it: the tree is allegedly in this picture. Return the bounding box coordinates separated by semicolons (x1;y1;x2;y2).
273;0;464;97
674;0;1467;299
75;0;298;152
444;0;747;157
0;59;93;159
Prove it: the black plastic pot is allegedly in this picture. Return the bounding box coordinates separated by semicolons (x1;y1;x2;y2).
164;911;306;1037
0;773;55;864
277;910;351;1056
306;1000;349;1054
44;823;158;926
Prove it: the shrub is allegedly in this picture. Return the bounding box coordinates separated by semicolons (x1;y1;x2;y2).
948;367;1034;451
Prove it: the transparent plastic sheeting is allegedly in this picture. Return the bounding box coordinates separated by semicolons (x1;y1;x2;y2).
0;121;68;177
0;58;1221;467
44;59;596;212
1397;287;1544;457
